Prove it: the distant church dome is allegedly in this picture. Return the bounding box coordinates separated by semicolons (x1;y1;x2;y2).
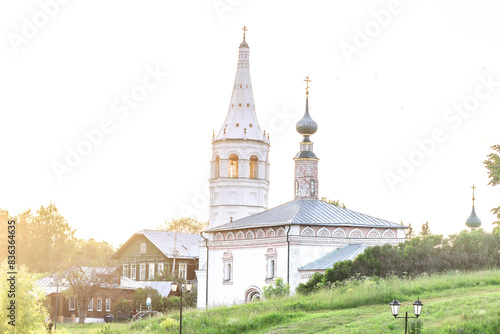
466;185;481;230
296;77;317;136
239;40;249;48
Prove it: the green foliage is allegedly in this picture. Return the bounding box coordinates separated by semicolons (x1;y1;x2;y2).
134;287;164;311
484;144;500;227
164;288;197;311
408;319;423;334
0;261;48;334
320;197;346;208
263;277;290;299
298;230;500;294
157;217;208;234
114;299;133;313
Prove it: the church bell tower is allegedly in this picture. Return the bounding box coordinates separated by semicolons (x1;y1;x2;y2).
294;77;319;200
209;27;270;229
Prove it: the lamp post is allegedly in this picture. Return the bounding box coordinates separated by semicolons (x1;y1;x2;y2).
390;297;423;334
49;275;67;330
171;280;193;334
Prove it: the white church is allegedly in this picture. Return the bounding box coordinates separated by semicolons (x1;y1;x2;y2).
195;29;406;308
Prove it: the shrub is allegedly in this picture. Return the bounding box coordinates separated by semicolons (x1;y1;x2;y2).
263;277;290;298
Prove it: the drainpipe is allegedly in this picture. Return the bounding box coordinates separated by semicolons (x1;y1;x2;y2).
200;232;209;309
286;224;291;284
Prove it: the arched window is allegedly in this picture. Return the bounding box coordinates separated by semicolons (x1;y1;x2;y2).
294;180;299;198
229;154;239;178
214;156;220;178
225;263;232;281
249;155;258;179
310;179;316;197
268;259;275;279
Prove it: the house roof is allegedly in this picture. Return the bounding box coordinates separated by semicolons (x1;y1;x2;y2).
138;281;173;298
111;230;202;260
298;244;368;271
206;199;404;232
36;268;142;296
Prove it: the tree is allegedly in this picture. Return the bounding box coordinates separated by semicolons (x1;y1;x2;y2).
484;144;500;226
16;203;76;273
72;238;115;267
419;222;431;237
0;261;48;333
404;222;415;239
133;287;164;312
158;217;208;234
63;266;116;324
320;197;346;208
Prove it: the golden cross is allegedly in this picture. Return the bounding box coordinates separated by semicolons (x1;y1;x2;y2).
242;26;247;40
304;76;311;95
472;184;476;205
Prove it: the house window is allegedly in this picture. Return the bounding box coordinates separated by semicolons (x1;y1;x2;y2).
69;298;75;311
140;263;146;280
88;298;93;311
149;263;155;279
215;156;220;178
179;262;187;279
97;298;102;312
249;155;258;179
130;264;137;280
229;154;239;178
157;263;164;275
105;299;111;312
122;264;129;277
140;242;146;255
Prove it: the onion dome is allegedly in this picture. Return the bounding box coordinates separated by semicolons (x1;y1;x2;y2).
240;26;249;48
296;76;317;136
465;185;481;230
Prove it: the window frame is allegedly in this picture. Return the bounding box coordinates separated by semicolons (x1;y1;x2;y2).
105;299;111;312
229;154;239;178
122;264;129;277
96;298;102;312
130;264;137;280
148;263;155;279
157;263;164;276
139;242;146;255
179;262;187;279
140;263;146;280
88;298;93;311
68;297;75;311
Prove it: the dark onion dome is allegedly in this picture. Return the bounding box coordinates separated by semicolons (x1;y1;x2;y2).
466;207;481;229
296;99;317;136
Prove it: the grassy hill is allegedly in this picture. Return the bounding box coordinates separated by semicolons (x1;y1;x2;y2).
61;270;500;333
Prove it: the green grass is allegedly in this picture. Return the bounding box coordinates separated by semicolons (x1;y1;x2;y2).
60;270;500;333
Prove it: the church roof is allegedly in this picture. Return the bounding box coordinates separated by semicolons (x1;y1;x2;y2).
298;244;368;271
206;199;405;232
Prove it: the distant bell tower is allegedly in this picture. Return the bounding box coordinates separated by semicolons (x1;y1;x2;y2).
209;27;270;229
465;184;481;230
294;76;319;200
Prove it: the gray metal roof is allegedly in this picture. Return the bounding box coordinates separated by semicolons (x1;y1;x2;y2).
298;244;368;271
112;230;202;259
138;281;173;298
206;199;404;232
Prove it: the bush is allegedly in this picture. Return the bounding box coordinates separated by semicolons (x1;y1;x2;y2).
133;287;164;311
263;277;290;299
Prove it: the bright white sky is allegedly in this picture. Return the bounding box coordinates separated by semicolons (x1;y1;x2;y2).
1;0;500;247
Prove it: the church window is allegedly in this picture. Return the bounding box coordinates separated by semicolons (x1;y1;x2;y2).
310;179;316;197
249;156;258;179
122;264;129;277
236;123;239;127
249;123;253;127
130;264;136;280
239;103;242;107
247;103;250;107
215;156;220;178
222;251;233;284
294;180;299;197
268;260;275;279
229;154;239;178
383;229;396;239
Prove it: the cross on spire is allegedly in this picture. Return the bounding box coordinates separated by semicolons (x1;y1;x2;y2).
304;76;311;96
472;184;476;206
242;26;247;40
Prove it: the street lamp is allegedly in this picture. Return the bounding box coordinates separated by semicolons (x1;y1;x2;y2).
49;275;67;330
390;297;423;334
171;280;193;334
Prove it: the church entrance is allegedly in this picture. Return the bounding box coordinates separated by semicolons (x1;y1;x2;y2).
244;286;262;302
